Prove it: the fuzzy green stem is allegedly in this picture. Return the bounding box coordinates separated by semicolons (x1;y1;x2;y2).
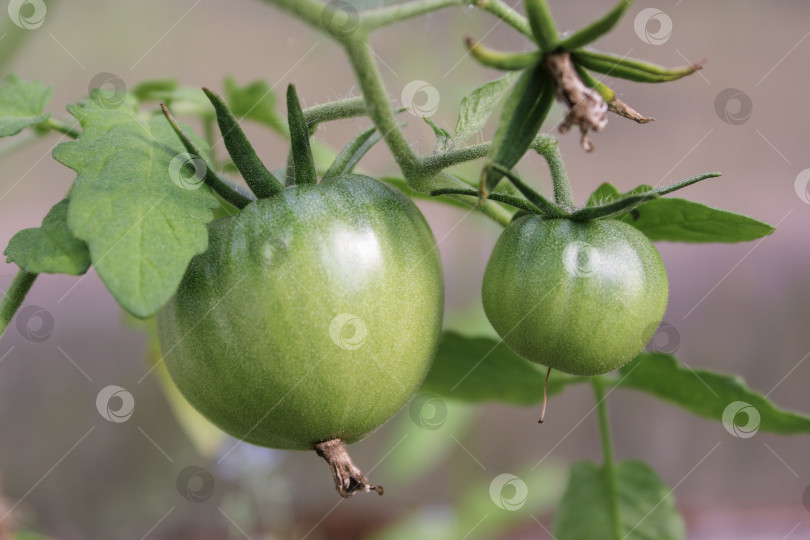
44;117;81;139
360;0;462;30
533;137;574;208
592;376;623;540
0;270;37;340
421;143;490;174
304;97;367;128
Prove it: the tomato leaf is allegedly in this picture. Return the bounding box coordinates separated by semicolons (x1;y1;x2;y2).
0;73;52;137
586;182;620;206
224;76;286;135
621;198;775;243
453;71;520;145
421;332;586;404
4;199;90;275
52;94;219;318
618;353;810;434
554;460;685;540
482;64;554;197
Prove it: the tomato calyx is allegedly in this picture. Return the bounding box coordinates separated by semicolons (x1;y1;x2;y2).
314;438;384;498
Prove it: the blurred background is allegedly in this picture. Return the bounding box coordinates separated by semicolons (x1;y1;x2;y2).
1;0;809;538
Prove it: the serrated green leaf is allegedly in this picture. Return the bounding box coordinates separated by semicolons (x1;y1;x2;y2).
0;73;52;137
453;71;520;145
224;76;285;135
52;94;219;318
421;332;585;405
621;198;774;243
618;353;810;434
4;199;90;275
554;460;685;540
483;64;554;196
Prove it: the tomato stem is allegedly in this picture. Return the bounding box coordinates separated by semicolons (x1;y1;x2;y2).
314;438;383;498
592;376;623;539
533;130;576;209
0;270;37;341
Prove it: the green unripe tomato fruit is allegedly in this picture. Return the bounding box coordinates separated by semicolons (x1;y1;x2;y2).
482;216;668;376
157;175;444;451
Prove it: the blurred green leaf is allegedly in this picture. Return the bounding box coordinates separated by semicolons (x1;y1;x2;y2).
131;78;178;101
554;460;685;540
621;198;774;243
52;94;219;318
453;72;520;145
4;199;90;275
224;76;285;135
618;353;810;434
585;182;620;206
421;332;585;405
0;73;51;137
383;398;475;484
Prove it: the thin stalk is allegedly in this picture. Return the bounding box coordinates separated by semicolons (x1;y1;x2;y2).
592;376;623;540
303;97;367;128
533;137;574;208
421;143;490;174
0;270;37;340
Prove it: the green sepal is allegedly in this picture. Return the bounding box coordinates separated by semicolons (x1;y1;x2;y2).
285;84;317;185
324;126;382;179
481;63;554;197
429;188;541;214
525;0;559;51
160;104;254;210
557;0;632;50
202;87;283;198
572;50;702;83
569;192;658;221
486;163;568;218
466;38;541;71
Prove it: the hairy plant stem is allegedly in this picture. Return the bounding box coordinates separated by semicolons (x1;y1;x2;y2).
44;117;81;139
533;137;574;208
592;376;623;540
0;270;37;340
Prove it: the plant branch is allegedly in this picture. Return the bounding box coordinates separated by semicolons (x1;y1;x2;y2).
303;97;367;129
421;143;490;174
0;270;37;340
592;376;623;540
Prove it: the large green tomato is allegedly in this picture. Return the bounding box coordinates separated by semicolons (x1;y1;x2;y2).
157;175;443;451
482;216;668;376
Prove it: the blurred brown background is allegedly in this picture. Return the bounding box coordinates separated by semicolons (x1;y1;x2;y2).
1;1;809;539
